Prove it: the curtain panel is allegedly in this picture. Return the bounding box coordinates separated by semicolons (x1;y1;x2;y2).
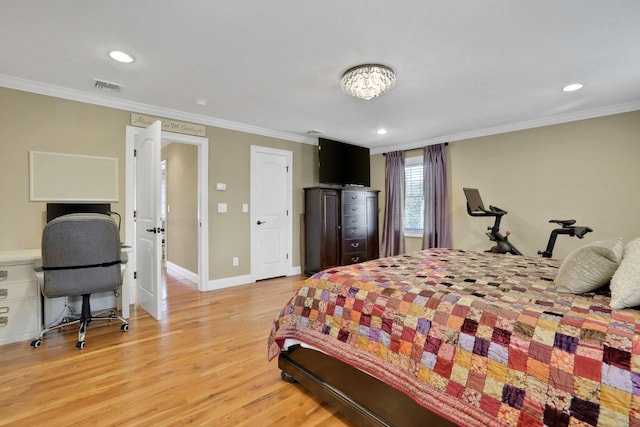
380;151;405;257
422;144;451;249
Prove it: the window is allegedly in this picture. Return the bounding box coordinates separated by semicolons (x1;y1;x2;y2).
404;156;423;236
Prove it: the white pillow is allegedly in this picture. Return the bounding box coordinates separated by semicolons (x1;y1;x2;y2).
555;238;624;294
610;238;640;309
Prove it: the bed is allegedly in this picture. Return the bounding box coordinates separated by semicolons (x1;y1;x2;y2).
268;244;640;426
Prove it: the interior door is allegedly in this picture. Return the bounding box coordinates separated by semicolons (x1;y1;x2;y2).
251;147;292;281
134;121;163;320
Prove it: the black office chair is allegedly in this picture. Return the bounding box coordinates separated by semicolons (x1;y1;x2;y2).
31;213;129;349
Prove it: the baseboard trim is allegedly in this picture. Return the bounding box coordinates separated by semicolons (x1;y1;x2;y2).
166;261;198;284
206;274;253;291
205;266;302;291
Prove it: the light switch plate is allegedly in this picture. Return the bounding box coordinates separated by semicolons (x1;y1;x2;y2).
242;203;248;213
217;203;227;213
216;183;227;191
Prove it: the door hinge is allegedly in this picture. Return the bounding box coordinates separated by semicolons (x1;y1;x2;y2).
133;210;137;219
134;271;137;279
286;253;289;260
286;165;289;172
134;149;137;157
286;209;289;216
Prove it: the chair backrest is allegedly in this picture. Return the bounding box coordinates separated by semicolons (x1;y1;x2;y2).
41;213;122;298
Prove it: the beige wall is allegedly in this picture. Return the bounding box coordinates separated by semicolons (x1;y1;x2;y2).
4;86;638;282
162;143;198;274
371;110;640;259
0;87;316;281
0;89;130;249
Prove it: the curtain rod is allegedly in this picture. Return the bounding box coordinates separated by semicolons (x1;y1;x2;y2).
383;142;448;155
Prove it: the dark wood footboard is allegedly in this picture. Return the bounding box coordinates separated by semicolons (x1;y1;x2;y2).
278;345;458;427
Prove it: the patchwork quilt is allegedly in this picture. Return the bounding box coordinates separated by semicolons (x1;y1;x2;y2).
268;249;640;427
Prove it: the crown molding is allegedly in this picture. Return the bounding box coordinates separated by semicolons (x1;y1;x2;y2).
371;100;640;155
0;74;309;144
2;74;638;154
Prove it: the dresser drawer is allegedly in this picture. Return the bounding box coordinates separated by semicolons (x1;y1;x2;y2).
342;214;366;227
342;225;365;239
0;263;36;284
342;204;366;216
342;238;366;254
342;191;366;205
342;252;365;265
0;280;38;300
0;298;39;340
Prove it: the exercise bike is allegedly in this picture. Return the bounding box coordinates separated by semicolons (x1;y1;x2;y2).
463;188;593;258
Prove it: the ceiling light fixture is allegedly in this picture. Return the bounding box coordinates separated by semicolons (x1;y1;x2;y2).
109;50;134;63
377;129;388;135
562;83;583;92
341;64;396;100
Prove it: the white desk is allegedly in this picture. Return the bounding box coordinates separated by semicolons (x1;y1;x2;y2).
0;249;131;346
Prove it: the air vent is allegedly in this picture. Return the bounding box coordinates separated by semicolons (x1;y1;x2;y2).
93;78;123;92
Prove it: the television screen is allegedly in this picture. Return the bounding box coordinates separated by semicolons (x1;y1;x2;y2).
318;138;370;187
46;203;111;222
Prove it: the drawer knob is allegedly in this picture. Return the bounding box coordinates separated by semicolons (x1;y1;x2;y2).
351;257;360;263
0;317;8;327
0;306;9;315
0;270;7;281
351;242;360;248
0;289;7;299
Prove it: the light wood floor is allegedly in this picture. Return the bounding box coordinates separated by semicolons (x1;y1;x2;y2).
0;271;356;426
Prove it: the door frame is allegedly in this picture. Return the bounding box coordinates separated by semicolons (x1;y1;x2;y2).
250;145;293;282
125;126;209;297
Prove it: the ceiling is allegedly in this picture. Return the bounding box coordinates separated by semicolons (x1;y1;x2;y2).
1;1;639;154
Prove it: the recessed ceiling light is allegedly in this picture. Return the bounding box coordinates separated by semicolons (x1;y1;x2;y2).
377;128;388;135
109;50;134;63
562;83;583;92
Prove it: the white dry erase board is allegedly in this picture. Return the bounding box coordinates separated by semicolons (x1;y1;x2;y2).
29;151;118;202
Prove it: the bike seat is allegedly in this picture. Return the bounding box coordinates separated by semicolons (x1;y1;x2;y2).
549;219;576;227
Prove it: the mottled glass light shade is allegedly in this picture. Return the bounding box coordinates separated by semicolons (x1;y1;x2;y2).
340;64;396;100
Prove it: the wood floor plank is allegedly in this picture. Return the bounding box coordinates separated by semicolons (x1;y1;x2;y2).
0;272;356;426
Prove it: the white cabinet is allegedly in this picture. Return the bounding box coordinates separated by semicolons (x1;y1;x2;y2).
0;250;41;346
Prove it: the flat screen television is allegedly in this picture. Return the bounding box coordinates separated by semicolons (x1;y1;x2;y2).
46;203;111;222
318;138;371;187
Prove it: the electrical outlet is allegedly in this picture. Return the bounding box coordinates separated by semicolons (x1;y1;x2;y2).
232;257;239;266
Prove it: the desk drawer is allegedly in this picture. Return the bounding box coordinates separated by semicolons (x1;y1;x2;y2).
0;298;39;340
0;280;38;300
0;263;36;284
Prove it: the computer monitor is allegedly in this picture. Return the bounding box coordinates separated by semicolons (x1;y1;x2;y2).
46;203;111;222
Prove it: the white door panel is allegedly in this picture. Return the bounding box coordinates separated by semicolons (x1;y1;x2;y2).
251;146;292;281
134;121;162;320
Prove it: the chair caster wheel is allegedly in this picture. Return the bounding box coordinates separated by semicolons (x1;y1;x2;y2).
76;341;85;349
121;324;129;332
30;339;42;348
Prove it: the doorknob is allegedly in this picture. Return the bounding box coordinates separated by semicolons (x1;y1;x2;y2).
146;227;165;233
257;220;267;225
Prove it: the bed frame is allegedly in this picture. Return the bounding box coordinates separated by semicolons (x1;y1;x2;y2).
279;345;458;427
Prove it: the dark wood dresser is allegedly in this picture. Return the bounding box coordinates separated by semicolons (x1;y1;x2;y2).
304;187;379;275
